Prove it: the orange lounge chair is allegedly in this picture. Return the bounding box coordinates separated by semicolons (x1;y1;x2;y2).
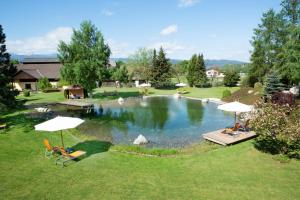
239;119;250;132
222;123;241;135
56;148;86;167
43;139;63;159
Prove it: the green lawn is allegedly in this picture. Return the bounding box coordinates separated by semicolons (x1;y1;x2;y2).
18;86;239;105
3;87;299;199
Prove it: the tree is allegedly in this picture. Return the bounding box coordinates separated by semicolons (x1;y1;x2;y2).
112;66;129;85
37;77;52;91
249;9;287;84
58;20;111;95
281;0;300;25
126;48;153;82
223;69;240;87
186;54;198;87
150;47;172;88
0;25;18;112
172;60;189;82
264;71;286;96
187;54;208;87
277;26;300;85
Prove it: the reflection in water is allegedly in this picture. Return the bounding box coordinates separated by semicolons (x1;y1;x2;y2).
186;99;204;125
46;97;233;148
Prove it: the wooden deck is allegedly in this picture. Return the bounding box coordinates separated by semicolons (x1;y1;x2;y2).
203;129;256;146
59;100;93;108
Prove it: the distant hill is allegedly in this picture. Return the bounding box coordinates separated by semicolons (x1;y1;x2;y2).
11;54;247;67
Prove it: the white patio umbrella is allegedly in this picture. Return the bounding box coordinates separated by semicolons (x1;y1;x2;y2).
35;116;85;148
218;101;252;124
175;83;187;87
139;83;151;87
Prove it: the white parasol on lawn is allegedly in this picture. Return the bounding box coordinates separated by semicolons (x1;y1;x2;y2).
35;116;85;148
175;83;187;87
218;101;252;123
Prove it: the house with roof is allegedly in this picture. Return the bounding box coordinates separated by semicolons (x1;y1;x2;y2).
13;58;62;91
13;57;118;91
206;69;225;78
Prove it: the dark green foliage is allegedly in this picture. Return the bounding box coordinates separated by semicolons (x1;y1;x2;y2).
37;77;52;91
264;71;285;96
276;26;300;85
150;47;172;88
222;89;231;98
112;66;129;84
23;89;30;97
187;54;208;87
0;25;18;111
63;90;69;99
281;0;300;25
223;70;240;87
58;21;111;93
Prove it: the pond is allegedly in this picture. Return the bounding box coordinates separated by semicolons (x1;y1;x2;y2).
45;96;234;148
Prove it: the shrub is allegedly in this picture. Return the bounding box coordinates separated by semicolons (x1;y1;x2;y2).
63;90;69;99
139;88;149;96
222;89;231;98
154;82;176;89
254;82;263;89
271;92;295;106
195;82;212;88
23;89;30;97
224;70;240;87
250;101;300;159
37;77;52;91
57;79;70;87
42;88;60;93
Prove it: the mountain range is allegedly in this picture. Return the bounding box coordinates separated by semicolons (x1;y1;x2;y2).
11;54;247;67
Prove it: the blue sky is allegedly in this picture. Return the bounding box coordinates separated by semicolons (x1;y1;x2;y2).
2;0;281;61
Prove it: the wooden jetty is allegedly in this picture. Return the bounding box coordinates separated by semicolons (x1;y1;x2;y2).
203;129;256;146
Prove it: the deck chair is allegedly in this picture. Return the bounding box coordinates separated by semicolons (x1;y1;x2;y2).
55;148;86;167
222;123;241;136
239;119;250;132
43;139;62;159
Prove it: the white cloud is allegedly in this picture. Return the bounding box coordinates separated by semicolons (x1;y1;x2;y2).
7;27;73;55
160;25;178;36
148;41;185;56
107;39;131;57
102;9;114;16
178;0;199;7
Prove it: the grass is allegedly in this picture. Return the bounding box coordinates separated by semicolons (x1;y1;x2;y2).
222;87;263;105
111;145;179;156
0;112;299;199
17;86;239;105
4;87;299;199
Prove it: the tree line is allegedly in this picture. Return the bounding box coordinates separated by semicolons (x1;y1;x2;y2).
248;0;300;87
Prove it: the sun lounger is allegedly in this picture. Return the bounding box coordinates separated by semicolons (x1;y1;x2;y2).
0;123;7;129
56;148;86;167
222;123;241;136
43;139;62;159
239;119;250;132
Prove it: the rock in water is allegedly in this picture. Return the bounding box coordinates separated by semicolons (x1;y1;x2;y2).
173;93;181;99
118;97;124;105
133;134;148;145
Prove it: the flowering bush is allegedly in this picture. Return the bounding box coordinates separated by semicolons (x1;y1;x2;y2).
271;92;295;106
250;101;300;158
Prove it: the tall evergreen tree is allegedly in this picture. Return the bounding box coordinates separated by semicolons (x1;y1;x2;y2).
277;26;300;85
150;47;171;88
281;0;300;25
264;71;286;96
0;25;18;112
187;54;208;87
58;20;110;95
249;9;287;85
186;54;197;87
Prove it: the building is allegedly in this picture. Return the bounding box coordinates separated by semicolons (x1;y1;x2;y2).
206;69;224;78
13;57;117;91
13;58;61;91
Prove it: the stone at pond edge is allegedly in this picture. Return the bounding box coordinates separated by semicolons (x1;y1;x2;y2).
133;134;148;145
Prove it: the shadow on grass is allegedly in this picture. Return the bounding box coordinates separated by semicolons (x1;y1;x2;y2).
71;140;112;157
93;91;140;100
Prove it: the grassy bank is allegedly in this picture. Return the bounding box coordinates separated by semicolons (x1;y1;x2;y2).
0;112;299;199
18;86;239;105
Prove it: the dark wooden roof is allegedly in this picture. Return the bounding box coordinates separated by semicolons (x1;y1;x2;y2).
15;62;62;79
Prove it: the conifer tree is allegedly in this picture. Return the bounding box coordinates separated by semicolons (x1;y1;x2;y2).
0;25;18;112
186;54;197;87
264;71;285;96
150;47;171;88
